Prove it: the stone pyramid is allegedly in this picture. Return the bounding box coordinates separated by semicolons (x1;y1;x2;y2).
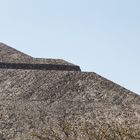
0;43;139;139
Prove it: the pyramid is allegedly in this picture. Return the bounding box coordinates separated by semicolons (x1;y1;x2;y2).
0;43;81;71
0;43;140;139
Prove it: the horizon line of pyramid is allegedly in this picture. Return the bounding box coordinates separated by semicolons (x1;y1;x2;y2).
0;43;81;71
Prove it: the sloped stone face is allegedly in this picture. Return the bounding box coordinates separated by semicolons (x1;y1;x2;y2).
0;43;81;71
0;43;32;62
0;43;76;66
0;69;140;139
0;43;140;139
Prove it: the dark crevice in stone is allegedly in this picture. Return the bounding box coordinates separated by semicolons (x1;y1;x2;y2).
0;62;81;71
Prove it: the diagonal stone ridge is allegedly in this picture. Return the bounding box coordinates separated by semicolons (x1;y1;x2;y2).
0;43;81;71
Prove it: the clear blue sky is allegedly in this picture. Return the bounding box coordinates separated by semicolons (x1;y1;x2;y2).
0;0;140;94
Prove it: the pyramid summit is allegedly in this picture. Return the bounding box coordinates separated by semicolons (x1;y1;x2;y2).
0;43;140;139
0;43;81;71
0;42;32;61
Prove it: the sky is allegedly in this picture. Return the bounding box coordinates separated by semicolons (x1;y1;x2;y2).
0;0;140;94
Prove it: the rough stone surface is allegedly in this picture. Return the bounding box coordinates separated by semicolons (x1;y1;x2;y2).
0;43;75;66
0;43;140;139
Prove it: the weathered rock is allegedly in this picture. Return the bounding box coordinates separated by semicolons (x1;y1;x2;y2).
0;43;140;139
